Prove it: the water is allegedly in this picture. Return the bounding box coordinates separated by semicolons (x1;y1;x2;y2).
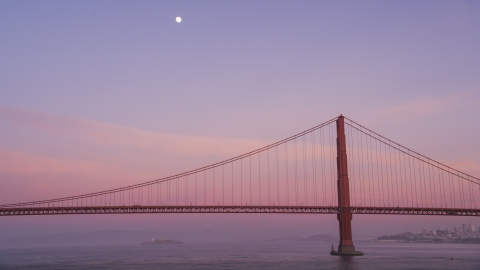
0;242;479;269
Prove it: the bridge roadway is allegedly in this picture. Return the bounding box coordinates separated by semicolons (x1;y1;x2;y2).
1;205;479;216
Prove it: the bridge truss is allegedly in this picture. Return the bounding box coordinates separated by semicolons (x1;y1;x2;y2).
1;205;479;217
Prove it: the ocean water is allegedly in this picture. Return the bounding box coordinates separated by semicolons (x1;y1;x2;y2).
0;241;479;269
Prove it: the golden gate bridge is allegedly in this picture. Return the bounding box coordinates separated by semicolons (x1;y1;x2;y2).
1;115;479;255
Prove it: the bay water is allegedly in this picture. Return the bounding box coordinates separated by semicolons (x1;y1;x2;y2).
0;241;479;269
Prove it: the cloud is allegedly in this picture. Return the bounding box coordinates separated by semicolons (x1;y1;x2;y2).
447;160;480;178
0;150;102;176
0;106;268;157
0;107;340;205
0;149;141;205
382;92;478;121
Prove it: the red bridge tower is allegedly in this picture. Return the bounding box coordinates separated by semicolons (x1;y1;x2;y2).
330;115;363;256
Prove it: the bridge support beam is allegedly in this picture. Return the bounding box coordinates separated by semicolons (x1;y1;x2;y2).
330;115;363;256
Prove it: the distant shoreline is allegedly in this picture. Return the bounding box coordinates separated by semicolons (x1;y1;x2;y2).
375;228;480;245
359;239;480;244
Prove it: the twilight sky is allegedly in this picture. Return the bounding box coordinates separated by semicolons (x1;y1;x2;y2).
1;1;480;238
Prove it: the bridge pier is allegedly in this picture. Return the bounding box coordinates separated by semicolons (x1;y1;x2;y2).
330;115;363;256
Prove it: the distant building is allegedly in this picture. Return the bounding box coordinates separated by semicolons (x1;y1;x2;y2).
462;224;467;232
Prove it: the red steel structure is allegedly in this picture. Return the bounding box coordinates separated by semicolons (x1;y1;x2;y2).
1;115;479;256
3;205;478;216
331;116;363;255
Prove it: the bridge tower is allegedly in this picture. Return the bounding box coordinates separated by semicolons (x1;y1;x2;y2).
330;115;363;256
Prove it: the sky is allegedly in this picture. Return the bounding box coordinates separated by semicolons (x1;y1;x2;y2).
1;1;480;239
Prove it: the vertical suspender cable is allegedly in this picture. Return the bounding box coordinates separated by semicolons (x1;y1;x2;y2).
321;128;326;206
294;138;298;205
285;141;289;206
394;147;400;206
204;170;206;206
346;124;353;206
327;125;331;205
213;168;215;205
430;164;435;207
458;173;464;208
438;164;444;207
359;130;365;206
421;156;427;208
366;132;372;207
241;159;243;205
250;155;252;206
375;137;383;206
268;148;271;206
277;145;280;206
222;165;225;206
259;152;261;205
312;132;317;206
448;168;453;208
303;135;307;206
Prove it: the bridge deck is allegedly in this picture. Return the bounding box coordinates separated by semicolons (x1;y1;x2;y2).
1;206;479;216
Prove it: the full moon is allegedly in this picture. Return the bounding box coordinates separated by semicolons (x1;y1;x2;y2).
176;17;181;23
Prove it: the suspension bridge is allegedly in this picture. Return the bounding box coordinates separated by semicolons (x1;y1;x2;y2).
1;115;479;255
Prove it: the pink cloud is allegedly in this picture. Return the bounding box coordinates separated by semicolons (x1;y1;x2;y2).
0;149;167;204
0;150;102;176
0;106;277;204
0;106;268;157
382;92;478;122
446;160;480;178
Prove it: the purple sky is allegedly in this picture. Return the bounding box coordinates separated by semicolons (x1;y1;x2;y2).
1;1;480;238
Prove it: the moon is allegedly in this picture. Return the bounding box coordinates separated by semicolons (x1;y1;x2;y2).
176;17;181;23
